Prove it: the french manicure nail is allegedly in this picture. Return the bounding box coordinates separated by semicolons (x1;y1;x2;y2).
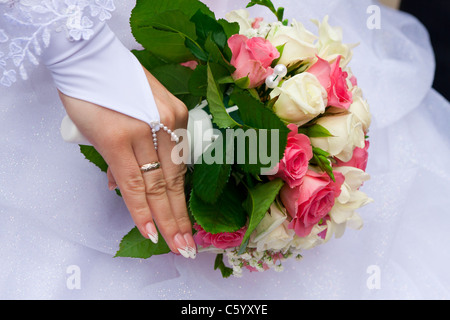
174;233;191;259
184;234;197;259
148;232;158;244
177;247;191;259
186;246;197;259
145;222;158;244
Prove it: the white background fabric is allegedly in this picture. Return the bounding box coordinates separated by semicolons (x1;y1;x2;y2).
0;0;449;300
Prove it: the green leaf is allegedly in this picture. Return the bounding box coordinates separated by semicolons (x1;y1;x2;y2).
190;10;227;51
132;13;197;63
312;146;331;157
115;227;171;259
214;254;233;278
231;88;287;132
206;62;240;129
239;179;285;254
148;10;198;39
193;132;233;204
230;88;290;175
150;63;194;96
131;0;214;63
189;180;247;234
276;7;285;22
132;49;168;70
178;94;203;111
234;76;250;89
204;36;235;73
272;43;286;66
246;0;277;16
132;0;215;19
311;147;336;182
79;145;107;173
246;0;283;21
217;18;240;38
188;64;207;97
185;37;208;61
217;18;239;60
298;124;334;138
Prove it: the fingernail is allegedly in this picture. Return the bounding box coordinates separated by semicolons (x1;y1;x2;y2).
174;233;192;259
145;222;158;244
108;182;117;191
178;247;191;259
186;246;197;259
184;234;197;259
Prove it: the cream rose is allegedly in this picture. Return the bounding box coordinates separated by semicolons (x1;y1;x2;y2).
225;9;253;34
266;20;318;66
324;166;373;241
249;203;296;252
312;16;356;68
290;224;327;251
270;72;328;125
349;87;371;133
310;113;365;162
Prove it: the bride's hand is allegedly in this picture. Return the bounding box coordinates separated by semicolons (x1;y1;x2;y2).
59;67;196;259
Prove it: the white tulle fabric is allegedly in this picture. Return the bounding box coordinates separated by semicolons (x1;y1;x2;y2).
0;0;449;300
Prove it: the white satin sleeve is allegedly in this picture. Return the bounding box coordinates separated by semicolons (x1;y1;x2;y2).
0;0;160;128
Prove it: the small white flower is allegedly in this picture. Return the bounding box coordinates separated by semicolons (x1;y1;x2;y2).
274;264;284;272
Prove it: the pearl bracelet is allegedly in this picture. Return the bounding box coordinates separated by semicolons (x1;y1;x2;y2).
150;121;179;151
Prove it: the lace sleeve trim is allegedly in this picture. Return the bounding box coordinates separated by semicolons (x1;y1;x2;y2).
0;0;115;87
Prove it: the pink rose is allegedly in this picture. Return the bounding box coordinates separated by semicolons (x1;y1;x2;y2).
280;169;345;237
180;60;198;70
228;34;280;88
193;224;246;250
335;140;370;171
271;124;313;188
349;75;358;87
308;55;353;109
252;17;264;29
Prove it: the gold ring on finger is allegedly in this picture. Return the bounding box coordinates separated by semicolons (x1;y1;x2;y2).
140;162;161;173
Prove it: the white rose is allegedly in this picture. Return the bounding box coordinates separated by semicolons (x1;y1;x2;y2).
345;67;356;90
249;203;295;252
266;19;317;66
349;87;371;133
270;72;328;125
290;224;327;250
310;113;365;162
225;9;253;34
252;221;296;252
324;166;373;240
312;16;356;68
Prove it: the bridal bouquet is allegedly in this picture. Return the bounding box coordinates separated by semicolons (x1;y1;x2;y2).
83;0;372;277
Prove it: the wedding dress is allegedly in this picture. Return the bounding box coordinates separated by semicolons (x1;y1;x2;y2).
1;0;449;300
